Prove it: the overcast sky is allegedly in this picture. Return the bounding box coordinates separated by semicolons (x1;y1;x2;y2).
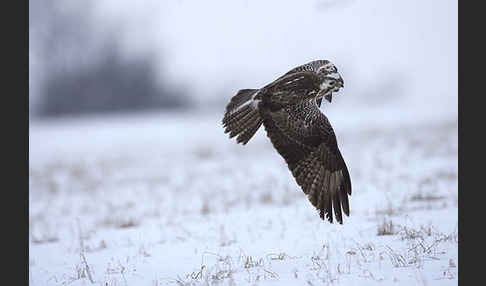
30;0;457;112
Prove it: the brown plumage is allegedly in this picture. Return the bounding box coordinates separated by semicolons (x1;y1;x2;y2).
222;60;351;224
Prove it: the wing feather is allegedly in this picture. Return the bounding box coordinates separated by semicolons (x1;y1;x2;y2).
260;101;352;223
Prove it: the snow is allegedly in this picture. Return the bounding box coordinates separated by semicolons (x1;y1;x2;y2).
29;103;457;285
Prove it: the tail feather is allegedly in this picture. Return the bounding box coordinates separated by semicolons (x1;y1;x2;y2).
228;110;259;137
224;104;254;132
222;89;263;145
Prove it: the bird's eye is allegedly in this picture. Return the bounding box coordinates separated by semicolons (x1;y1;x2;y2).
329;80;336;85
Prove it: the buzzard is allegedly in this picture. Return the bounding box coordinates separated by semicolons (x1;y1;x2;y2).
222;60;351;224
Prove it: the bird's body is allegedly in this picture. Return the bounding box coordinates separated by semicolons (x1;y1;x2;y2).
222;60;351;224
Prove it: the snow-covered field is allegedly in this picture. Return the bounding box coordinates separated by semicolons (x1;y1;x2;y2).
29;103;457;285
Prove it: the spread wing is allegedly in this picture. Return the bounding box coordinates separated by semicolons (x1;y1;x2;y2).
260;100;352;223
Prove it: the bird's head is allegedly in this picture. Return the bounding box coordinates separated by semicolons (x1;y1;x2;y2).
315;61;344;103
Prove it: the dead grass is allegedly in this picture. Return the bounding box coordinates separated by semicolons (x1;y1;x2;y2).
398;225;433;240
200;201;211;216
31;235;59;244
101;215;140;229
173;251;282;285
77;219;95;283
260;192;273;204
410;193;445;202
377;219;396;236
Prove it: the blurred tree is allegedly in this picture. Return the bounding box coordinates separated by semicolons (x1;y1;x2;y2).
30;0;187;118
38;51;186;117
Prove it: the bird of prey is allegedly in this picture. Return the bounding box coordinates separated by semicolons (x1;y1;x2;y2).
222;60;351;224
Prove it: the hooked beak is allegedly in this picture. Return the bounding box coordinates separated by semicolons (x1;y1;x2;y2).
333;74;344;91
334;74;344;89
337;77;344;88
317;72;344;103
326;73;344;103
324;72;344;103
